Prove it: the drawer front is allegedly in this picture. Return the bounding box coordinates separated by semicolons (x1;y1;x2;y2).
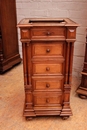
32;76;64;91
33;63;63;75
32;42;64;57
31;27;66;39
33;92;62;106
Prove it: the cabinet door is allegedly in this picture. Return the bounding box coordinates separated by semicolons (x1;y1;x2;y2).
0;0;19;59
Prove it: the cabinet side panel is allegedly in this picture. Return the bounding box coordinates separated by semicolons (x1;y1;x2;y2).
0;0;19;59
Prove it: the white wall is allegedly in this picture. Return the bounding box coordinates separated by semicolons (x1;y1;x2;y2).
16;0;87;77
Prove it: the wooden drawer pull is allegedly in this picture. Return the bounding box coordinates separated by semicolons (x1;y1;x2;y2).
46;49;50;53
46;31;51;36
46;98;50;103
46;67;50;71
46;83;50;88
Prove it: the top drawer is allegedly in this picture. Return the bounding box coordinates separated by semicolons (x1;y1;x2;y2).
31;27;66;39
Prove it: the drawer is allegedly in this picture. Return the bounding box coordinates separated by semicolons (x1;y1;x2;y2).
32;41;65;57
31;27;66;39
33;63;64;75
33;92;62;106
32;76;64;91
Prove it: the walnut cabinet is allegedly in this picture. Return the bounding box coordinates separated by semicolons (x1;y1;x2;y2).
76;32;87;99
18;18;78;120
0;0;21;73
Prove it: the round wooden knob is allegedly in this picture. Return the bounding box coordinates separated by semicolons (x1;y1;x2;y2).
46;83;50;88
46;49;50;53
46;67;50;71
46;98;50;103
46;31;51;35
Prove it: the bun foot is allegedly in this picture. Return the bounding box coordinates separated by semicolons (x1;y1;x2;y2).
26;117;33;121
62;116;69;120
78;94;87;99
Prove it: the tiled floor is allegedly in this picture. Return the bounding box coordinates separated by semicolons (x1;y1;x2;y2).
0;63;87;130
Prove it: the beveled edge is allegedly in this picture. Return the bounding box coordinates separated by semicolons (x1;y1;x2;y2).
17;18;79;28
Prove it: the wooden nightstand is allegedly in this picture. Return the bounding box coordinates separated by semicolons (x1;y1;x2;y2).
18;18;78;120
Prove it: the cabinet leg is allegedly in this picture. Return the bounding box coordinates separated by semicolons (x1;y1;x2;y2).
26;117;33;121
78;94;87;99
62;116;69;120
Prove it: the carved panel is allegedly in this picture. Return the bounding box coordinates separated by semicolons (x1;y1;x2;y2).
21;29;30;39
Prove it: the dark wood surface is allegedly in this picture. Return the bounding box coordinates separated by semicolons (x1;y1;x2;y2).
18;18;78;120
76;33;87;99
0;0;21;73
